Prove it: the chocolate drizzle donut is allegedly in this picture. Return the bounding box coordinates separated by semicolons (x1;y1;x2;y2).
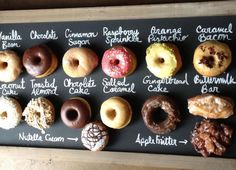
60;97;91;128
23;44;58;78
81;121;109;151
141;95;180;134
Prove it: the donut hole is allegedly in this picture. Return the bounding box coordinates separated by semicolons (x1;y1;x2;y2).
110;59;120;66
32;57;41;65
71;59;79;67
152;108;168;123
106;109;116;120
0;111;7;119
66;109;78;121
0;62;8;69
156;57;165;64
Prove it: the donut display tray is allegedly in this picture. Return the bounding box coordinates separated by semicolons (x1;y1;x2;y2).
1;15;236;158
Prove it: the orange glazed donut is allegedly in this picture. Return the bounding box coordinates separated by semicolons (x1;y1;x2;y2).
100;96;132;129
0;50;22;82
193;40;232;77
62;47;98;78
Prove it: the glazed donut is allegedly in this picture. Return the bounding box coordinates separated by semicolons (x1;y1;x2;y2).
0;96;22;129
141;95;180;134
81;121;109;151
62;47;98;77
188;94;234;119
102;46;137;78
193;40;231;77
23;44;58;78
100;96;132;129
61;97;91;128
0;50;22;82
146;43;182;79
23;97;55;133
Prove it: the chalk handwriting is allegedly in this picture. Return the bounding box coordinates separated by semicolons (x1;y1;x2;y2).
30;29;58;40
31;78;58;96
0;30;22;50
0;78;25;95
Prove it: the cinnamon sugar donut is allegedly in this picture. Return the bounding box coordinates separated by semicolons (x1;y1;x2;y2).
193;40;231;77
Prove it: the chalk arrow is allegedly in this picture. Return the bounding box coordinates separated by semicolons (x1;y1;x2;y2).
67;137;79;142
178;139;188;145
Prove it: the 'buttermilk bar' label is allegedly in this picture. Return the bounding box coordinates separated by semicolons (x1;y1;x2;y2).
0;30;22;50
196;23;233;42
148;26;189;43
103;26;142;46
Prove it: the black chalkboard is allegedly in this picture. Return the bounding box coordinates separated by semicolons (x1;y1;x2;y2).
0;15;236;158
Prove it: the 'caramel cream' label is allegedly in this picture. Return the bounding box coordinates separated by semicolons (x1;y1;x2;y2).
64;28;98;47
103;26;142;46
102;77;136;94
0;78;26;95
147;26;189;43
63;77;97;95
196;23;233;42
31;78;58;96
0;30;22;50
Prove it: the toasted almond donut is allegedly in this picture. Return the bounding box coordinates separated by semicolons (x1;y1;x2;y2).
62;47;98;78
100;96;132;129
23;97;55;133
193;40;231;77
146;43;182;79
0;96;22;129
0;50;22;82
188;94;234;119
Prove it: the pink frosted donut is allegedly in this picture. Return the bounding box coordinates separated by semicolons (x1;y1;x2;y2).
101;46;137;78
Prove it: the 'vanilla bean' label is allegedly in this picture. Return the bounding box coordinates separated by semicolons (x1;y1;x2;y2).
0;30;22;50
193;73;236;93
142;74;189;93
31;78;58;96
64;28;98;47
196;23;233;42
0;78;26;95
148;26;189;43
103;26;142;46
63;77;97;95
102;77;136;94
30;29;58;40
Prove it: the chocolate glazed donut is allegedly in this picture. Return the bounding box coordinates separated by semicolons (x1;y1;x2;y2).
141;95;180;134
23;44;52;77
61;98;91;128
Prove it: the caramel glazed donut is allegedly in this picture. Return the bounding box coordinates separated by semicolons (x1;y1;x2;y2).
23;44;58;78
0;96;22;129
141;95;180;134
0;50;22;82
100;96;132;129
193;40;232;77
60;97;91;128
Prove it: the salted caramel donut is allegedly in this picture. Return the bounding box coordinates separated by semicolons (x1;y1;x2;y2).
146;43;182;79
81;121;109;151
0;96;22;129
23;97;55;133
102;46;137;78
193;40;231;77
61;97;91;128
62;47;98;77
141;95;180;134
23;44;58;78
188;94;234;119
100;96;132;129
0;50;22;82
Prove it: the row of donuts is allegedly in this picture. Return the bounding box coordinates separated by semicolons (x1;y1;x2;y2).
0;40;232;83
0;93;234;156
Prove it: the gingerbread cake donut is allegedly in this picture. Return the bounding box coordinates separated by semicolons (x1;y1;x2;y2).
193;40;231;77
141;95;180;134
